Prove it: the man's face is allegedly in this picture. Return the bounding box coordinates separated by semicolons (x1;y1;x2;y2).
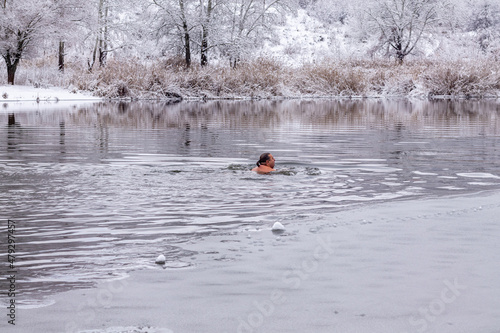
267;154;275;168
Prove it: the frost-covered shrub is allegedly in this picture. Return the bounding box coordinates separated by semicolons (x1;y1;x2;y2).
230;58;284;96
423;61;500;96
8;55;500;99
172;57;284;98
295;60;369;96
115;82;130;97
338;68;367;96
162;56;190;71
298;63;342;94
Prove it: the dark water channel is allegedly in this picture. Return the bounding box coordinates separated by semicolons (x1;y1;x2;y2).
1;99;500;305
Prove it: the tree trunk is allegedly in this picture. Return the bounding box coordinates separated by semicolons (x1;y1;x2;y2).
88;37;98;71
7;64;17;85
4;51;20;85
183;25;191;68
393;34;404;65
230;56;239;69
99;4;109;67
179;0;191;68
396;50;405;65
200;0;213;67
89;0;107;71
58;41;65;72
201;29;208;66
99;48;106;67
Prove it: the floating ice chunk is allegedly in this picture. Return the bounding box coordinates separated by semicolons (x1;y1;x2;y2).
412;170;438;176
272;222;285;233
155;254;166;264
457;172;500;179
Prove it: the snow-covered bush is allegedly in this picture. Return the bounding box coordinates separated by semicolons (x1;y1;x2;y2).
422;60;500;97
4;55;499;99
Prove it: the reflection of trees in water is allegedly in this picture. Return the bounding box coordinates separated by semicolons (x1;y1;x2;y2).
59;121;66;155
7;114;21;152
6;113;32;156
2;100;500;135
8;114;16;126
4;113;70;162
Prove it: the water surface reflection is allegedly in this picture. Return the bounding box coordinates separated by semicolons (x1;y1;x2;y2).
1;99;500;303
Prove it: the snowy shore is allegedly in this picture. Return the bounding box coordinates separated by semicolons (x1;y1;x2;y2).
13;190;500;333
0;85;101;113
0;85;100;102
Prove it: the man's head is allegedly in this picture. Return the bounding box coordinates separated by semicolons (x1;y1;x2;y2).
257;153;275;168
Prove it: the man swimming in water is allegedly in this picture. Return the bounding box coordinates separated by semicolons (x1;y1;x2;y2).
252;153;276;174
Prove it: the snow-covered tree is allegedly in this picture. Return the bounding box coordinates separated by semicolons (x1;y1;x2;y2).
151;0;197;67
223;0;289;67
467;0;500;53
368;0;441;64
199;0;217;66
150;0;288;67
88;0;110;70
85;0;121;70
73;0;139;71
305;0;351;25
53;0;86;73
0;0;57;84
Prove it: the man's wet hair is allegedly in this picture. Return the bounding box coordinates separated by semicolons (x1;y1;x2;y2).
256;152;272;166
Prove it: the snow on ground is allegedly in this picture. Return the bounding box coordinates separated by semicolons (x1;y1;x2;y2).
0;84;101;113
0;84;99;102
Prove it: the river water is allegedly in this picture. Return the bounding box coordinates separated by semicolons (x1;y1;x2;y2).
1;99;500;305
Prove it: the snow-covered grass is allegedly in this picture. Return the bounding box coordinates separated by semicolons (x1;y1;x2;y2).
85;57;500;99
2;56;500;100
421;60;500;97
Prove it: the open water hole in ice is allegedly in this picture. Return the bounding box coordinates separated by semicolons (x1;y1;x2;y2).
1;99;500;303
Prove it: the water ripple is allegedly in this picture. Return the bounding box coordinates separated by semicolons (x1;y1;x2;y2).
1;99;500;303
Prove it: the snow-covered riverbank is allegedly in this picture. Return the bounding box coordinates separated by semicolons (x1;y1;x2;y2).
3;56;500;102
0;85;101;113
0;85;99;102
